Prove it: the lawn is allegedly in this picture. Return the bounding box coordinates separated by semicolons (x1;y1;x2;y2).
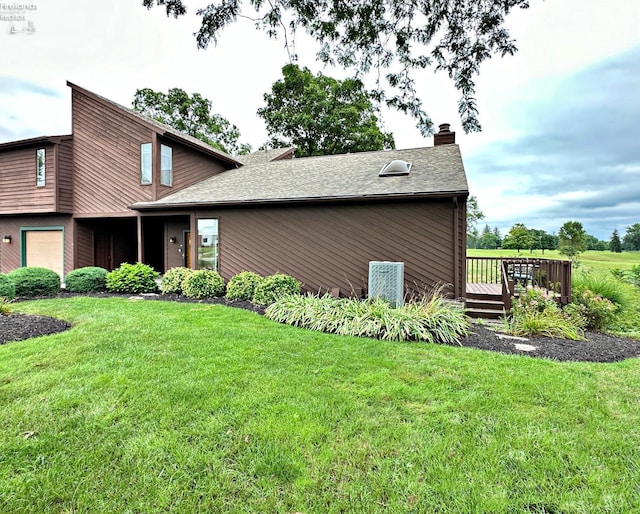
467;248;640;275
2;297;640;512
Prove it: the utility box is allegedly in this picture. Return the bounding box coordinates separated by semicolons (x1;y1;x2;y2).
368;261;404;308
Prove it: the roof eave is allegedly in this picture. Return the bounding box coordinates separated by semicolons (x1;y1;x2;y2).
130;190;470;211
0;134;73;152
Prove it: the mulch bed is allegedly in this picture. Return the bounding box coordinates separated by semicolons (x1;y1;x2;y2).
2;293;639;363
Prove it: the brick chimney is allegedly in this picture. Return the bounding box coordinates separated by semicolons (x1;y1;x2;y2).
434;123;455;146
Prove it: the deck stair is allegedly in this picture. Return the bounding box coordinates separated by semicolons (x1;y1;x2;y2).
465;283;506;319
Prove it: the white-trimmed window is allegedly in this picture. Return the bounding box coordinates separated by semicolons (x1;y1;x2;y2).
140;143;152;184
36;148;46;186
161;144;173;186
197;218;218;271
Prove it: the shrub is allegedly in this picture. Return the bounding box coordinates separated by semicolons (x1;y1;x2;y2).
0;296;14;315
226;271;264;301
566;289;617;331
265;285;470;343
611;265;640;288
161;267;194;295
106;262;159;294
572;271;634;312
502;288;584;340
0;273;16;299
182;270;225;299
65;267;108;293
253;273;301;306
8;267;60;297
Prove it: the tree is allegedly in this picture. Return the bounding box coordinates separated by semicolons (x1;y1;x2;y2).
478;225;499;249
610;229;622;253
501;223;532;253
143;0;530;134
132;87;251;155
584;234;607;251
622;223;640;251
557;221;586;259
466;195;484;249
257;64;394;157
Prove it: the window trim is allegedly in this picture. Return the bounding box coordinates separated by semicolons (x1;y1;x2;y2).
160;144;173;186
140;142;152;185
196;218;219;271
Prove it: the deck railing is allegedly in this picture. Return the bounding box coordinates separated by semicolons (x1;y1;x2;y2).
467;257;572;306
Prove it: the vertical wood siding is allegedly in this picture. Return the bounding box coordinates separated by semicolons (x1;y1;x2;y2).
0;215;73;276
0;145;56;214
194;199;459;296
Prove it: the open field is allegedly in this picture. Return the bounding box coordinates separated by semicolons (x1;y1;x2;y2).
467;249;640;275
2;297;640;512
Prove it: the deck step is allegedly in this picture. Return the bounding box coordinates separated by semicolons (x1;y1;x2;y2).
464;298;504;311
466;307;505;319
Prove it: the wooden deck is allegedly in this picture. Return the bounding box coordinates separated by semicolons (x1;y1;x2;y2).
466;283;501;296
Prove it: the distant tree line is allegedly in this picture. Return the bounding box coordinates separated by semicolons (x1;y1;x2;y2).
468;221;640;255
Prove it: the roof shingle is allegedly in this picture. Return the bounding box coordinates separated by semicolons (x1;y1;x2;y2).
132;145;468;209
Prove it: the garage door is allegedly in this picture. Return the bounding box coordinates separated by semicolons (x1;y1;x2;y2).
25;230;64;278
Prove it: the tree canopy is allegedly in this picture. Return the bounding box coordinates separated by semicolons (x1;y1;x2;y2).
610;229;622;253
501;223;533;253
557;221;587;259
465;195;485;248
257;64;394;157
623;223;640;251
142;0;531;135
132;87;251;155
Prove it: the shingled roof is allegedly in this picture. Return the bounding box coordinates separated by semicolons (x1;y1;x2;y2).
132;144;468;210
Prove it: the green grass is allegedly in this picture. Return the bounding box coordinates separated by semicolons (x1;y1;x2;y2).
2;297;640;512
467;248;640;274
468;249;640;338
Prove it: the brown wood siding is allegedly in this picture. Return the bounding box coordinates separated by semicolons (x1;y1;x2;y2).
0;145;56;214
57;139;74;213
0;215;73;276
158;138;227;199
71;91;229;214
195;199;459;296
71;89;155;214
75;221;94;268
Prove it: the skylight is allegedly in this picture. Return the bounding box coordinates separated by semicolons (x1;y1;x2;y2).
379;159;412;176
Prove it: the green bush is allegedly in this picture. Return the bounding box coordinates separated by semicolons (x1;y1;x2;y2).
611;265;640;288
226;271;264;301
8;267;61;297
502;288;584;340
0;296;14;315
0;273;16;299
65;267;108;293
265;285;470;343
161;267;194;295
565;289;617;332
572;271;634;312
106;263;159;294
253;273;301;306
182;270;225;299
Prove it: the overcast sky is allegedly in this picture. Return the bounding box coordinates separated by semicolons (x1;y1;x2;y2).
1;0;639;240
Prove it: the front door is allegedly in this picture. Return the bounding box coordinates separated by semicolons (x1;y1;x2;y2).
94;232;113;271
